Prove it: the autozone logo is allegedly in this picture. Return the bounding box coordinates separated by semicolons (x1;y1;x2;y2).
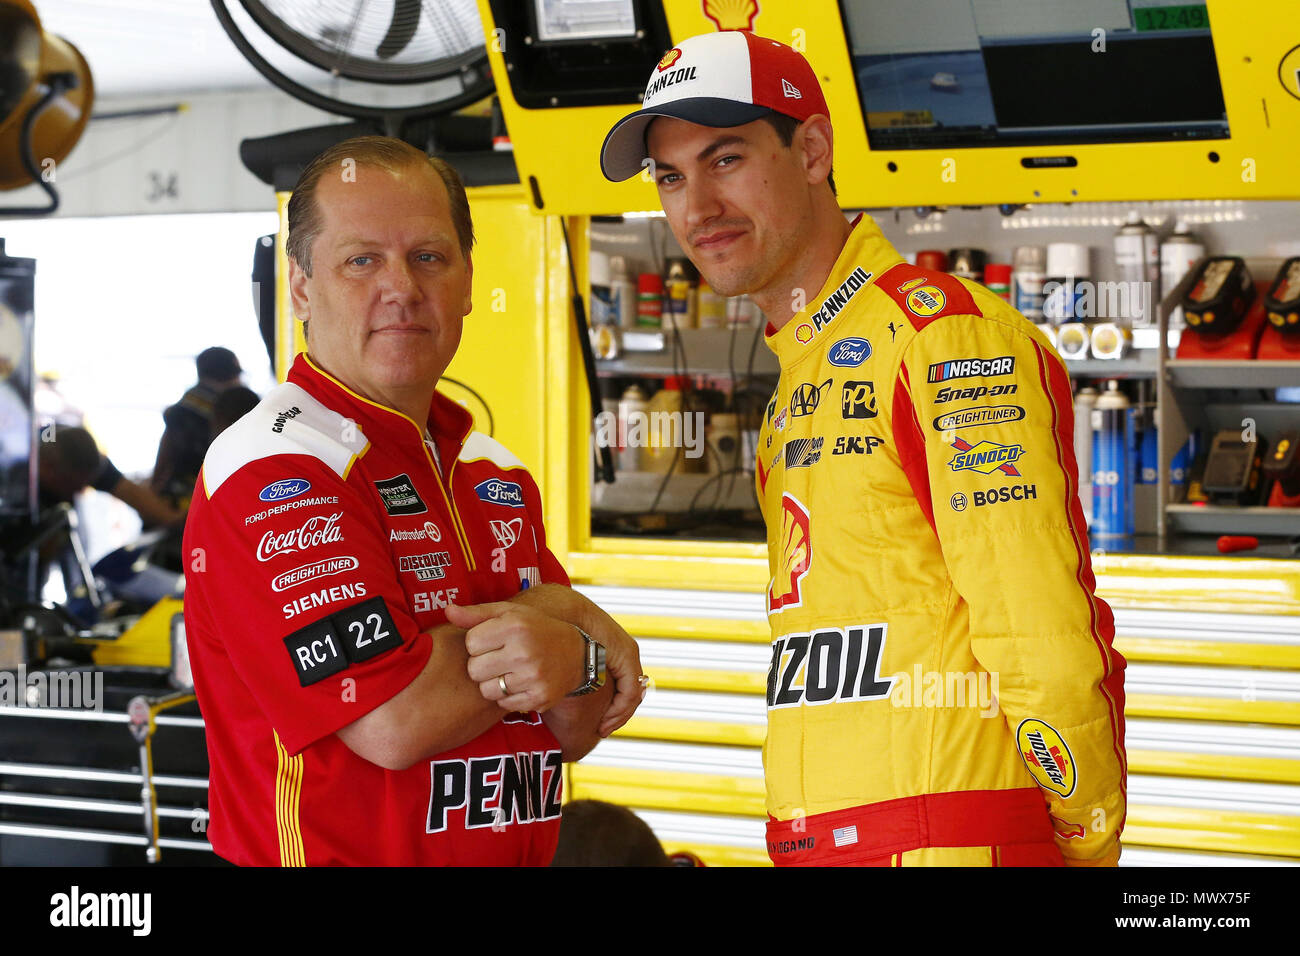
257;512;343;562
927;356;1015;383
767;624;894;709
427;750;562;833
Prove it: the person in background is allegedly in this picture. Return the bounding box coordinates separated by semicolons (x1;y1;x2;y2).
151;346;244;503
41;425;182;528
209;385;260;439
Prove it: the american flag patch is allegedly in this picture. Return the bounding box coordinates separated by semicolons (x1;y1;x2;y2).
833;825;859;848
518;566;540;590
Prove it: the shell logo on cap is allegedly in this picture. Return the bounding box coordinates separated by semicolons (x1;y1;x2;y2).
703;0;759;31
658;48;682;71
1017;718;1077;797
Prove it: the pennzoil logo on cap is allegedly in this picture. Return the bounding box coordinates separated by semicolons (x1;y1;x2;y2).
703;0;759;32
1017;719;1076;797
658;48;682;71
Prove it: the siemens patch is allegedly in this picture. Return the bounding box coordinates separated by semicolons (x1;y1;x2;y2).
374;473;427;516
927;356;1015;383
474;479;525;508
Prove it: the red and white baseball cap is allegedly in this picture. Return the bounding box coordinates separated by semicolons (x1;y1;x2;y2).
600;31;830;182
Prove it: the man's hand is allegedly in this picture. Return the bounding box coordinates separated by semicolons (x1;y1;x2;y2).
447;601;585;714
497;583;646;738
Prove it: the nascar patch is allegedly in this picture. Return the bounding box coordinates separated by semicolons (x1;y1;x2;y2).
927;356;1015;383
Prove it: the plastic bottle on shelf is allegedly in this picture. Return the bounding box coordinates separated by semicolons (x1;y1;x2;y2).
1043;243;1091;325
1011;245;1047;322
645;376;685;473
637;273;663;328
589;251;618;359
610;255;638;330
697;280;727;329
617;383;648;472
663;259;698;333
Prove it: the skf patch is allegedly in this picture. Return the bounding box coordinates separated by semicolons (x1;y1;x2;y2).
948;438;1023;476
1017;719;1077;797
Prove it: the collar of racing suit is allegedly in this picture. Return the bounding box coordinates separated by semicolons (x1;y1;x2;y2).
288;353;474;470
763;212;906;367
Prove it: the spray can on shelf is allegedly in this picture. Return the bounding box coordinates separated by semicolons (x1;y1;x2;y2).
636;273;663;328
663;259;698;333
1074;386;1098;526
1012;246;1047;321
1091;381;1134;540
1113;212;1159;328
983;263;1012;302
610;255;638;329
1160;223;1205;331
697;280;728;329
1139;407;1159;484
1044;243;1091;325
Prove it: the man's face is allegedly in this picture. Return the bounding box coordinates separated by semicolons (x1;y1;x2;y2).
289;162;472;407
646;116;812;300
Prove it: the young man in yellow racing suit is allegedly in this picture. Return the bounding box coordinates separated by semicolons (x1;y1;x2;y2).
600;30;1126;866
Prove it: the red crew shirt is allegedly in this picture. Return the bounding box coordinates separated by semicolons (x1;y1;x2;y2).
183;354;567;865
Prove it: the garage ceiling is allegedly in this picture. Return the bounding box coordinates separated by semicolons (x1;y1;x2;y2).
34;0;475;98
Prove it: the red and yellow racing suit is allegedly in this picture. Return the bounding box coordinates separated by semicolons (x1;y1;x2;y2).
757;215;1127;866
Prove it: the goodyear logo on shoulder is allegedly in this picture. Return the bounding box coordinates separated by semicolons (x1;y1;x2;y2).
948;438;1023;476
1017;719;1076;797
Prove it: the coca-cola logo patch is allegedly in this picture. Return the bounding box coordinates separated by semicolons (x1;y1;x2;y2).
257;511;345;562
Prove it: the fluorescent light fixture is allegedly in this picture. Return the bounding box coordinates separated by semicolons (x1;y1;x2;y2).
534;0;637;42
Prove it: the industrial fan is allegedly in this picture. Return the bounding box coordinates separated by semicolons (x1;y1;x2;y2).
0;0;94;214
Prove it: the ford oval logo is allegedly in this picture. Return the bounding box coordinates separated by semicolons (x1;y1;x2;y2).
259;478;311;502
474;478;525;508
828;337;871;367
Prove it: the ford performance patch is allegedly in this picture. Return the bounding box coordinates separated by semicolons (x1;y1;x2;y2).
474;478;525;508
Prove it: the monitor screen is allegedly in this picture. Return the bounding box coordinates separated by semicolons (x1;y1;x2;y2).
840;0;1230;150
